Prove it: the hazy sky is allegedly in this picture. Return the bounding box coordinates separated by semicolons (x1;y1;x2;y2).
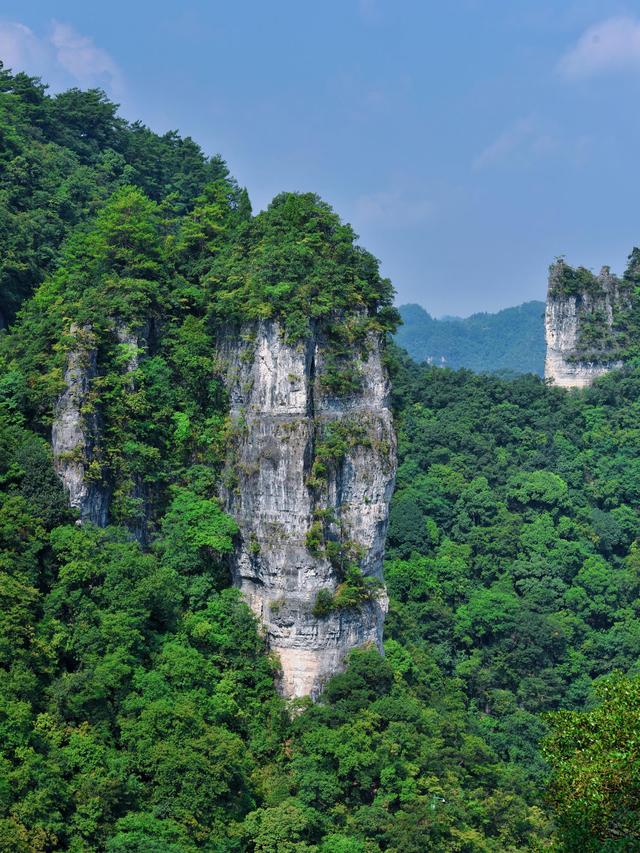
2;1;640;316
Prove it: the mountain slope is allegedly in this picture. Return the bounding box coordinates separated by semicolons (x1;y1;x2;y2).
0;63;236;328
2;62;639;851
395;300;546;375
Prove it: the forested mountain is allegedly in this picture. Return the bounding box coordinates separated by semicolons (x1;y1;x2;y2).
0;63;237;328
0;64;639;852
396;301;546;375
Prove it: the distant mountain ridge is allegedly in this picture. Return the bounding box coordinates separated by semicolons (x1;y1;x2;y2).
395;300;546;375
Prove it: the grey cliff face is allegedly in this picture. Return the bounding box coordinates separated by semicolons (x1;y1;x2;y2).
544;262;629;389
51;324;110;525
220;321;396;699
51;314;396;699
51;322;148;533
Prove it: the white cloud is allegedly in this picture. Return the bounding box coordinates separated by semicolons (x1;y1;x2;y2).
50;21;124;95
0;21;50;76
559;16;640;78
473;116;557;170
354;188;434;227
0;19;123;97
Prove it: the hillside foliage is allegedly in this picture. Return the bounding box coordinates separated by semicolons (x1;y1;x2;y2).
0;66;639;851
395;301;546;376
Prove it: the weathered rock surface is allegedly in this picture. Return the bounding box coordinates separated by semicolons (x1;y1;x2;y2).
220;321;396;699
51;322;148;532
52;313;396;698
51;325;110;525
544;261;631;388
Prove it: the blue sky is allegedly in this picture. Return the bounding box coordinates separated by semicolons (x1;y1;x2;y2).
2;1;640;316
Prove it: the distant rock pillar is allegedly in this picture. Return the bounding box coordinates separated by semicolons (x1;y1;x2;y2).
544;260;629;388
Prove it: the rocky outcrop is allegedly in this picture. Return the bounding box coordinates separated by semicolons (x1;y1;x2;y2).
220;321;396;699
51;313;396;698
51;325;110;525
51;321;148;531
544;261;631;388
116;325;144;376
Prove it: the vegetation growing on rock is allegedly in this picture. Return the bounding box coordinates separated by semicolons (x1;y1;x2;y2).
0;63;639;851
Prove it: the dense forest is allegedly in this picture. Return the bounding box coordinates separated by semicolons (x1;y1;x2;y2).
0;64;639;852
395;302;546;376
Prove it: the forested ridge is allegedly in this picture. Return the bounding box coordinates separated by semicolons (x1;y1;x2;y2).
395;302;546;376
0;65;639;852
